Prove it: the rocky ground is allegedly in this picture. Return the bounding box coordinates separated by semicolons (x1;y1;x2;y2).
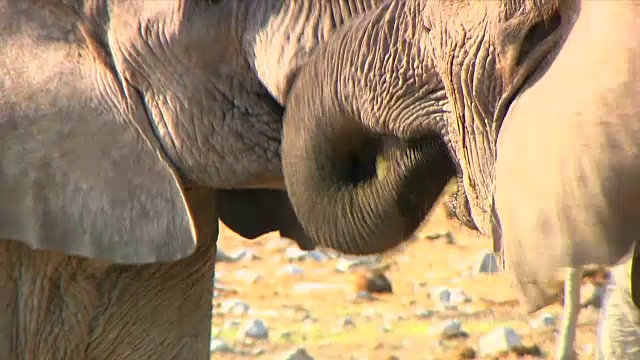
210;185;606;359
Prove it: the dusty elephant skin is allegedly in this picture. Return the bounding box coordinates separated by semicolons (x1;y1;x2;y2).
282;0;640;315
0;1;386;359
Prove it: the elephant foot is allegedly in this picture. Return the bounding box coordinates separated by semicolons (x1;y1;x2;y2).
597;261;640;360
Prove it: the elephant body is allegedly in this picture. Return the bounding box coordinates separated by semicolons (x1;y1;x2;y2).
0;0;386;358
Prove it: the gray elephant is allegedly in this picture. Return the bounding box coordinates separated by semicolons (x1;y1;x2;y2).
281;0;640;342
0;1;389;359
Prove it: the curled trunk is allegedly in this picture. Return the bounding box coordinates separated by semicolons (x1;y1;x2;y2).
282;10;455;253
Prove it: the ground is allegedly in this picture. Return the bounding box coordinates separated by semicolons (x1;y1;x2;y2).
211;186;602;360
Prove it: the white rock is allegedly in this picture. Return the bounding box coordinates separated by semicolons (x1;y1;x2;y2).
477;252;501;274
277;264;305;276
285;247;309;261
280;347;315;360
209;338;233;353
335;255;381;272
530;312;556;329
243;319;269;339
478;327;523;356
221;299;250;316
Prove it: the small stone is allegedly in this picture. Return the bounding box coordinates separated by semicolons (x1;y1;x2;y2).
242;319;269;339
335;255;382;272
355;291;375;301
280;347;315;360
285;247;309;261
355;272;393;294
478;327;523;356
431;287;471;307
434;319;467;339
340;317;356;328
415;309;435;319
477;252;500;274
307;250;331;262
215;249;238;263
225;319;242;329
221;299;250;316
280;331;294;340
530;312;556;329
277;264;305;276
209;338;233;353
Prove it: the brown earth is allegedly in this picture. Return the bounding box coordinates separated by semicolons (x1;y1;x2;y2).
211;186;601;360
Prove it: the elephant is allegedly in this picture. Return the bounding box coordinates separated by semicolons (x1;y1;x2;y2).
0;0;390;359
280;0;640;356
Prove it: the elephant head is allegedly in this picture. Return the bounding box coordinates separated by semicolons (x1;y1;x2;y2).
284;0;640;311
282;0;564;254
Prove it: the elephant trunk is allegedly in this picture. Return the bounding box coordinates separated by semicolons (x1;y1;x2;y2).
282;48;455;254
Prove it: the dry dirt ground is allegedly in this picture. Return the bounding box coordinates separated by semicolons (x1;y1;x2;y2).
211;187;601;360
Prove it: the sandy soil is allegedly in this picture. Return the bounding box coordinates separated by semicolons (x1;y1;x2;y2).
211;189;601;360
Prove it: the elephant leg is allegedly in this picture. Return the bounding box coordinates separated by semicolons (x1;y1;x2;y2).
597;260;640;360
1;188;218;360
557;267;582;360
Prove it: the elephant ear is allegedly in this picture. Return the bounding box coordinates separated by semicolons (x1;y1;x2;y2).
217;189;316;250
0;24;196;264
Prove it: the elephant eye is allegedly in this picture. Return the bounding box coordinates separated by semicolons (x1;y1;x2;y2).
516;11;562;67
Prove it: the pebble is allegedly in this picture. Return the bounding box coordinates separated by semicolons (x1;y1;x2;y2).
415;309;436;319
209;338;233;353
335;255;382;272
221;299;250;316
225;319;242;329
280;347;315;360
242;319;269;339
478;327;523;356
340;316;356;328
434;319;467;339
285;248;331;262
285;247;309;261
215;249;239;263
354;291;376;301
477;252;501;274
431;287;471;306
530;312;556;329
277;264;305;276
